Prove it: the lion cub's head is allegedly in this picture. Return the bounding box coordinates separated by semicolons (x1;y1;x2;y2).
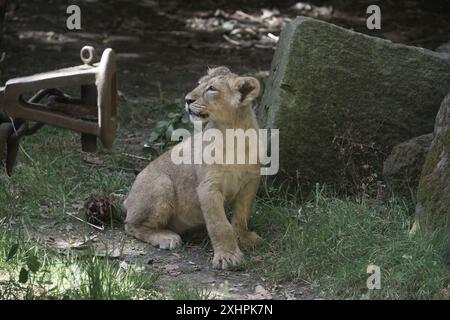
185;67;260;124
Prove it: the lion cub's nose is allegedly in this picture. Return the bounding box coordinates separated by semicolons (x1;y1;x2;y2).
185;98;195;106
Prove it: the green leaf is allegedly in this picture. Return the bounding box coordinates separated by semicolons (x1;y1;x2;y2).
167;112;181;119
147;131;160;144
175;122;192;131
19;267;29;284
6;243;19;262
156;120;170;129
26;254;40;273
165;124;174;142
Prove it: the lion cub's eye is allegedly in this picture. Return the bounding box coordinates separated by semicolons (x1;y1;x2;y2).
206;85;217;92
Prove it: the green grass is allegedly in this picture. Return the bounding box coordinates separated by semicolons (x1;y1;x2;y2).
0;127;133;218
247;183;450;299
168;283;212;300
0;228;160;299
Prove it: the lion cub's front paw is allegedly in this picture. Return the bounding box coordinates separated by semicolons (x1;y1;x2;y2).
238;231;263;250
212;248;243;269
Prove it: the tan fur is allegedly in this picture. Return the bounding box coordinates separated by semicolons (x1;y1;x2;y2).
124;67;262;269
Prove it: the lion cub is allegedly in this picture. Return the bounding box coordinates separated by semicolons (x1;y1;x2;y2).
124;67;262;269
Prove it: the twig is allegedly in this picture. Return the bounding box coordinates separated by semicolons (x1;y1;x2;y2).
66;211;104;231
223;34;242;46
122;152;150;161
19;145;34;163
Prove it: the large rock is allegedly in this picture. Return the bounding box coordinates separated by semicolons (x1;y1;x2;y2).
414;94;450;232
383;133;433;195
260;16;450;191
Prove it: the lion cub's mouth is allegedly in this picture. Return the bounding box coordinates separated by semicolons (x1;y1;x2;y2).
188;107;209;119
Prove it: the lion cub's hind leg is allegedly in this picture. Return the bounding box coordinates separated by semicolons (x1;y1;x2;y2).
125;223;182;250
124;173;182;250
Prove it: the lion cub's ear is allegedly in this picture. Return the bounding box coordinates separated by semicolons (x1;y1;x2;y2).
234;77;261;106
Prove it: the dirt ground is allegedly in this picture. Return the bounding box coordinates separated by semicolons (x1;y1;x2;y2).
1;0;449;299
25;217;313;299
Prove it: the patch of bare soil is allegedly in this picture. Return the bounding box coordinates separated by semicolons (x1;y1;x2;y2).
27;218;313;300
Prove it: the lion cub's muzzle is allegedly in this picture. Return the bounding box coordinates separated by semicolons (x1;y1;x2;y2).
187;104;209;119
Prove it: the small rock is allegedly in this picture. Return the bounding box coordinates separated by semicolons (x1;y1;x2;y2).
383;133;433;194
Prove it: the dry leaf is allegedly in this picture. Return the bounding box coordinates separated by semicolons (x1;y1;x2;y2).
53;235;97;250
82;153;104;165
246;285;273;300
119;261;129;270
164;264;181;276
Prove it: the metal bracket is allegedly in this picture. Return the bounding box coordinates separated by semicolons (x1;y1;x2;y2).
0;46;118;175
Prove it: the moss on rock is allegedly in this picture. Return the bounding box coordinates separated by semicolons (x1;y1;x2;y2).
415;94;450;231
